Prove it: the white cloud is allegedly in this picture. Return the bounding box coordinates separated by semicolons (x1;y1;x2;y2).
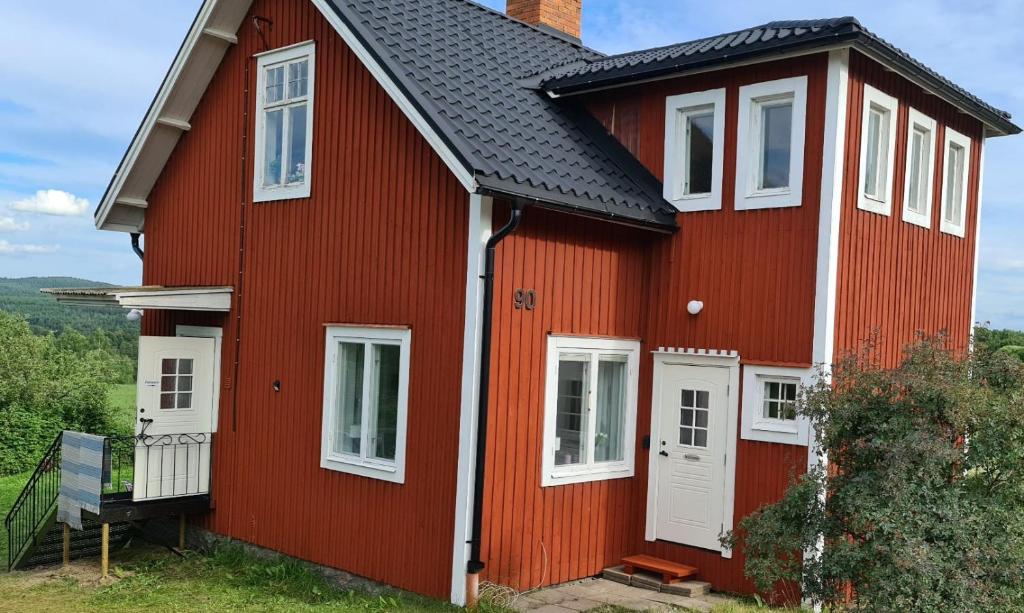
0;239;58;255
0;217;29;232
10;189;90;216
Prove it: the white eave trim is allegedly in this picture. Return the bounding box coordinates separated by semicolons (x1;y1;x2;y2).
97;0;477;234
41;286;233;312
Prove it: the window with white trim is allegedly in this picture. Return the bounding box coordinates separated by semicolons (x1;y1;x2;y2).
542;336;639;486
663;88;726;212
321;326;410;483
902;108;936;228
940;127;971;237
254;42;315;203
857;85;898;215
735;76;807;210
740;365;810;446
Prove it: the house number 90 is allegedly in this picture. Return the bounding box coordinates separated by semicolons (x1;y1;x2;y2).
513;289;537;310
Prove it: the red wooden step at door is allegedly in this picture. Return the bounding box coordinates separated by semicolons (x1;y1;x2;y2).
621;554;698;585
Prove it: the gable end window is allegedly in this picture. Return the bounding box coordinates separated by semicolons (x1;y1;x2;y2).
857;85;898;215
254;41;315;203
902;107;937;228
740;365;810;446
321;325;410;483
735;76;808;210
940;127;971;238
663;88;726;212
542;336;639;487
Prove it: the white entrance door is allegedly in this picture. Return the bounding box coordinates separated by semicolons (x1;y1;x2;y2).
133;336;216;501
653;364;730;550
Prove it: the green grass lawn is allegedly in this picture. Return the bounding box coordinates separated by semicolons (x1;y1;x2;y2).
107;383;136;433
0;470;33;565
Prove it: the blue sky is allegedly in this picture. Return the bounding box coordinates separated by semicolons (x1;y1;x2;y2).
0;1;1021;328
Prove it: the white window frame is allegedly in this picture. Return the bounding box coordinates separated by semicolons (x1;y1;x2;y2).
939;127;971;238
320;325;410;484
663;88;726;212
857;85;898;215
541;335;640;487
254;41;316;203
735;76;808;210
740;365;811;446
902;107;937;228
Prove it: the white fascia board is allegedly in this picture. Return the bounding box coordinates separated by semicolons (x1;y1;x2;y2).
96;0;247;233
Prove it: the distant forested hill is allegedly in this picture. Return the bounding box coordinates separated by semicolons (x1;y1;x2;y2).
0;277;137;336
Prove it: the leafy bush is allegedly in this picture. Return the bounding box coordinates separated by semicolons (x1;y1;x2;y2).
727;335;1024;611
0;311;126;475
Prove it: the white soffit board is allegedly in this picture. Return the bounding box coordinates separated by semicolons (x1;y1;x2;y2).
97;0;476;234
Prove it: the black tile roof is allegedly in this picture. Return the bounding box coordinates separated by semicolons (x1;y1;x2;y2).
327;0;679;228
542;17;1020;136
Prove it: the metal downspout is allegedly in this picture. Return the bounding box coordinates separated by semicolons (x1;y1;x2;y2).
466;202;525;598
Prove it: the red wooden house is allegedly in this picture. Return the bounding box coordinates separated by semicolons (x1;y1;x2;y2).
38;0;1018;604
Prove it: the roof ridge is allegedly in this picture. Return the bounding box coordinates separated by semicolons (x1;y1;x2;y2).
575;15;857;66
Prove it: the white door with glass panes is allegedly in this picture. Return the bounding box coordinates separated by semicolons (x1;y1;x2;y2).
134;336;215;501
542;336;639;487
653;364;730;550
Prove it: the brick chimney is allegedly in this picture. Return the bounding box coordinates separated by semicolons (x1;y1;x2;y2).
507;0;582;39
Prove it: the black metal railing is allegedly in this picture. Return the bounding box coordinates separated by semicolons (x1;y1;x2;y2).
6;431;214;569
5;432;63;570
106;433;212;500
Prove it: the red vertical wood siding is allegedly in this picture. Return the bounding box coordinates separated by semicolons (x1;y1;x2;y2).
140;0;468;598
834;51;984;365
483;55;828;594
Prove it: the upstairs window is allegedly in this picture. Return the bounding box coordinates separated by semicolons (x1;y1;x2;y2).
736;76;807;210
542;336;639;486
663;88;726;211
902;108;936;228
940;127;971;237
254;42;315;203
321;325;410;483
857;85;898;215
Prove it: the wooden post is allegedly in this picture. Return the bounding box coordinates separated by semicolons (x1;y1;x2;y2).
178;514;186;551
100;523;109;579
62;523;70;569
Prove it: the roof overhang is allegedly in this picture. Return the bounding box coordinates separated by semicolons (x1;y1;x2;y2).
543;36;1020;138
41;286;233;312
95;0;253;233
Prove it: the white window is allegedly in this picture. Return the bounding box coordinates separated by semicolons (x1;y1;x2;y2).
902;107;936;228
254;41;315;203
857;85;898;215
663;88;726;212
321;325;410;483
740;365;811;446
735;76;807;210
542;336;639;486
940;127;971;238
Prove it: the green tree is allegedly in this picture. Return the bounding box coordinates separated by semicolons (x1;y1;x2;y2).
0;311;123;475
727;336;1024;611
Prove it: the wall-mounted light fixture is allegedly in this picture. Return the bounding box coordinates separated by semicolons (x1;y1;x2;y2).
126;309;144;322
686;300;704;316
